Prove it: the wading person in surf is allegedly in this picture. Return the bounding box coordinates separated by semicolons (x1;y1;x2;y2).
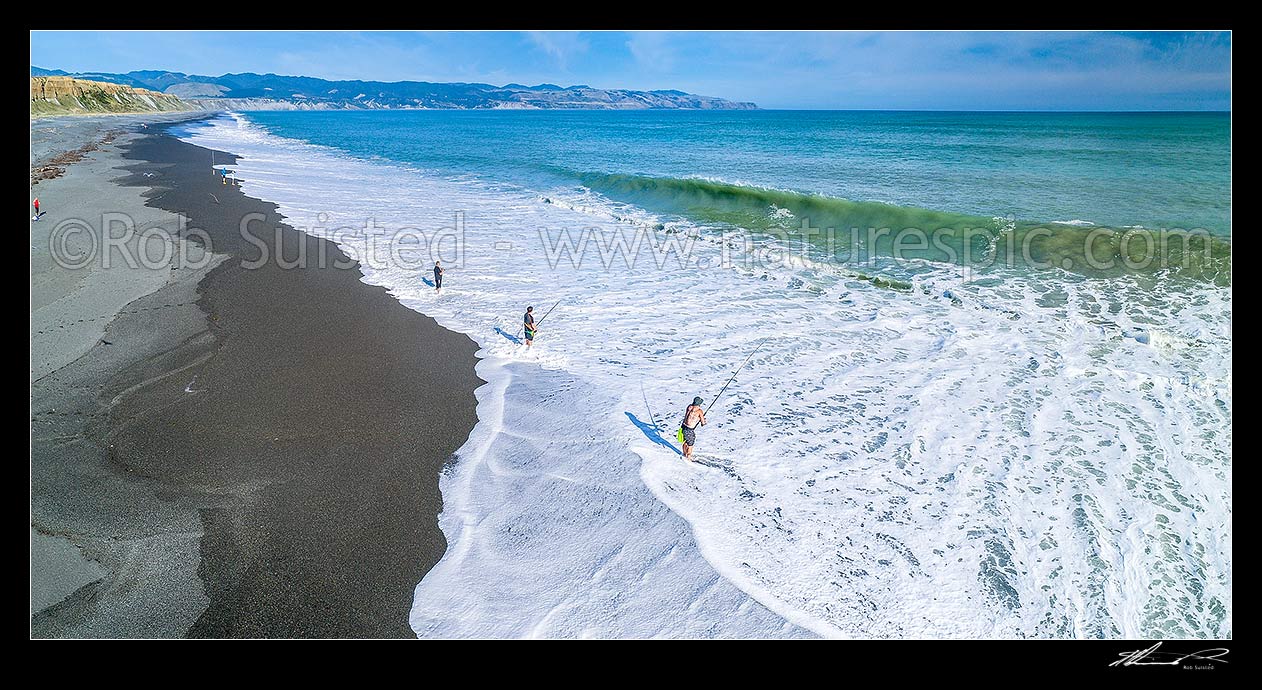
679;396;707;461
433;260;444;292
524;306;536;346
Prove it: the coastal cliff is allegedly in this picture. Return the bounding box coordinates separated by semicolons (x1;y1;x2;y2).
31;77;193;117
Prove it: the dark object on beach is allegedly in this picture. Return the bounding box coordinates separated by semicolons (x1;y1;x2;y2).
30;130;119;186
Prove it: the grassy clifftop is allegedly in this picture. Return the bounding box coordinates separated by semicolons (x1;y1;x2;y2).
31;76;194;117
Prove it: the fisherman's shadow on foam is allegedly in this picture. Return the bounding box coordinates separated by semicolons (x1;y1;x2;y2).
493;327;522;345
625;412;681;456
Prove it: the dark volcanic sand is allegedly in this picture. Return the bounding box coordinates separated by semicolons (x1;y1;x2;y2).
35;128;483;637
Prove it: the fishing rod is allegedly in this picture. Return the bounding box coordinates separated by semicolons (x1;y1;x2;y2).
641;382;659;431
705;337;768;416
536;299;562;326
519;299;562;338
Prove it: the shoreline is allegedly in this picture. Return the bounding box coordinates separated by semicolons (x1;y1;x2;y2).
31;117;483;637
201;111;1229;638
181;114;817;639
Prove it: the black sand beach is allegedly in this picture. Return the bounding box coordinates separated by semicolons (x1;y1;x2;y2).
31;121;482;637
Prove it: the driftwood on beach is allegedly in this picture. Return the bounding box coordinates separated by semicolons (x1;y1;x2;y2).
31;129;118;185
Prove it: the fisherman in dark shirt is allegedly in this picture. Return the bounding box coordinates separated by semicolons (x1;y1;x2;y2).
433;261;444;292
524;306;537;346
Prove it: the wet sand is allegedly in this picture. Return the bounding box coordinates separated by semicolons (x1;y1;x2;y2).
31;118;482;637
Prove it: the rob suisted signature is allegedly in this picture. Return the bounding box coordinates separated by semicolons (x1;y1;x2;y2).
1111;642;1229;668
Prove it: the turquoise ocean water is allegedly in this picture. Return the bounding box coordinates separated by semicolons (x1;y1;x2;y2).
243;110;1230;234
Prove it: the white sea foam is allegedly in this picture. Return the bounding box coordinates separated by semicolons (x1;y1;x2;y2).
178;114;1232;639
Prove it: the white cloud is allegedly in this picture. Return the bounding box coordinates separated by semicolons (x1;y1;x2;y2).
525;31;589;70
626;31;679;72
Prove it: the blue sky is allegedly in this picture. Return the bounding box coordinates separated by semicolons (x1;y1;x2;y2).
30;31;1231;110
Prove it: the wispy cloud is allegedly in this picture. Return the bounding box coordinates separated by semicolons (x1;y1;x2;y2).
524;31;590;70
626;31;679;72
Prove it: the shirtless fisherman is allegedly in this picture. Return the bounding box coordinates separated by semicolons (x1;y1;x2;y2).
679;396;707;461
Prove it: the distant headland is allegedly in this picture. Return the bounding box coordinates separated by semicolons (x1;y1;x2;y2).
31;67;758;111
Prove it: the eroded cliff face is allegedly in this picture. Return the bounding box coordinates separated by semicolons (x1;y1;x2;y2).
31;77;193;116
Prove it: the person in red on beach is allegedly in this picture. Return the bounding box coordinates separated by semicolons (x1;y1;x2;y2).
33;197;40;219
